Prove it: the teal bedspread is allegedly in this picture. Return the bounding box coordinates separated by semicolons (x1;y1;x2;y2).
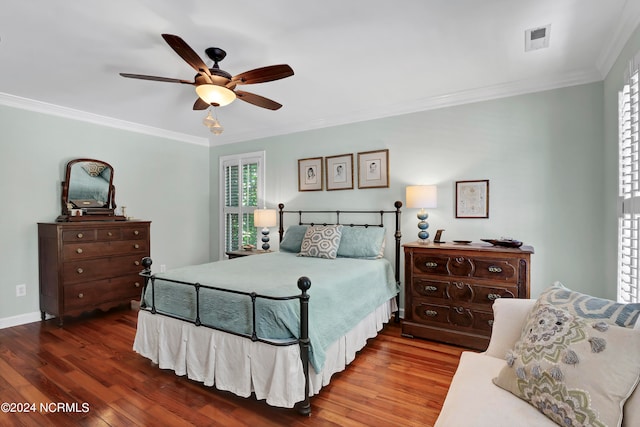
142;252;398;372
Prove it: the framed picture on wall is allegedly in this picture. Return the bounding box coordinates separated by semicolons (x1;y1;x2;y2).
325;153;353;190
456;179;489;218
298;157;323;191
357;149;389;189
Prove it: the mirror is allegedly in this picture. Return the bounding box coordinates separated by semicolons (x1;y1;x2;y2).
58;158;124;221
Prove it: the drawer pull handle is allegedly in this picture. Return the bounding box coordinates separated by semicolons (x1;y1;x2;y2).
487;293;501;301
424;261;438;268
488;320;494;327
134;230;140;236
134;244;140;249
488;266;503;273
134;260;140;266
78;293;84;299
77;233;83;239
135;282;141;288
76;248;83;254
108;232;113;236
424;285;437;292
76;268;84;274
454;306;465;314
424;309;438;317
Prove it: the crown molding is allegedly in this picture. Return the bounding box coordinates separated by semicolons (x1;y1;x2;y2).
596;1;640;77
1;67;604;148
0;92;209;147
215;68;603;145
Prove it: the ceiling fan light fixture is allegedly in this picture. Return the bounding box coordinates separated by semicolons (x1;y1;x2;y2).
195;84;236;107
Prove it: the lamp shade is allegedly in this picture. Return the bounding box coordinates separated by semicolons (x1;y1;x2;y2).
254;209;277;228
195;84;236;107
406;185;438;209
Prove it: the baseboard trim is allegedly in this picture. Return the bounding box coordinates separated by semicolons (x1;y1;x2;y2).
0;311;52;330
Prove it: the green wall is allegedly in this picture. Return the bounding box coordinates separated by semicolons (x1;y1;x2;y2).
0;106;210;327
211;82;605;300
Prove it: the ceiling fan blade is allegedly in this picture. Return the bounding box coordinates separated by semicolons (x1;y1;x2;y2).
119;73;193;84
161;33;213;79
232;64;294;85
235;90;283;110
193;97;210;110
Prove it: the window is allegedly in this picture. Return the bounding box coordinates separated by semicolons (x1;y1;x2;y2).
618;53;640;303
220;151;265;256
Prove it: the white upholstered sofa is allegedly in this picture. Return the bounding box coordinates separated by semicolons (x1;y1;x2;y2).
435;297;640;427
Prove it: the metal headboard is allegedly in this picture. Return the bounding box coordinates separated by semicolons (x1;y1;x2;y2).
277;201;403;321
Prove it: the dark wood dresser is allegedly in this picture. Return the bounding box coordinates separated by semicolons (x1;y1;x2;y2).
402;242;533;350
38;220;150;325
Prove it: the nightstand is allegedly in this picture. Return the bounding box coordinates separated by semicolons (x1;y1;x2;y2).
225;249;270;259
402;241;533;350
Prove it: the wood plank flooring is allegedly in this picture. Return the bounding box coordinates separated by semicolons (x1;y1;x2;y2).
0;308;466;426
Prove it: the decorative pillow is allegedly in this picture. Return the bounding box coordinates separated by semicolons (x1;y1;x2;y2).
540;281;640;328
337;226;386;259
81;162;107;177
279;225;308;253
298;225;343;259
493;300;640;427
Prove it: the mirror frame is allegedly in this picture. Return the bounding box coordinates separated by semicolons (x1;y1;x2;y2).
58;158;124;221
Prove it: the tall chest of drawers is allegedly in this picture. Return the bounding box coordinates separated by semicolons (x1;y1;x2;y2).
402;242;533;350
38;220;150;325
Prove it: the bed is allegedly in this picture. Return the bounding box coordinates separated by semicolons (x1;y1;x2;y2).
133;201;403;415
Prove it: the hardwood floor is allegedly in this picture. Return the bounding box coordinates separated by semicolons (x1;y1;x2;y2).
0;307;466;426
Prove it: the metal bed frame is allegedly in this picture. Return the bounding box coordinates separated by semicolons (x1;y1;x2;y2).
138;201;402;415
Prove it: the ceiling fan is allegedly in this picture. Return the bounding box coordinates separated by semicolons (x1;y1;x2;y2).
120;34;294;111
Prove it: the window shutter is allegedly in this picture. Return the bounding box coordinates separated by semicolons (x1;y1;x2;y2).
618;55;640;303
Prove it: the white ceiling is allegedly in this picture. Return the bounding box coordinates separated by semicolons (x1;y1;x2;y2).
1;0;638;146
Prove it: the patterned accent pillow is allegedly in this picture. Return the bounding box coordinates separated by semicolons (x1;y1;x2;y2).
493;300;640;427
298;225;343;259
540;282;640;328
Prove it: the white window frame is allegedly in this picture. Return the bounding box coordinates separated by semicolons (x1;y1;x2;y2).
618;51;640;303
219;151;266;259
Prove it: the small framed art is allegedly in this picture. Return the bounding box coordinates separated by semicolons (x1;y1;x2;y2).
456;179;489;218
357;149;389;189
298;157;323;191
325;153;353;191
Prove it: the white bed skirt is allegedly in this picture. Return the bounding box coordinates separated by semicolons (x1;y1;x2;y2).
133;298;396;408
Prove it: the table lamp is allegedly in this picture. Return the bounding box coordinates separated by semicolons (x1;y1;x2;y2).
406;185;438;243
254;208;277;251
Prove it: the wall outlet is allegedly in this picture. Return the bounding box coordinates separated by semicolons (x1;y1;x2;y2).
16;284;26;297
160;264;166;273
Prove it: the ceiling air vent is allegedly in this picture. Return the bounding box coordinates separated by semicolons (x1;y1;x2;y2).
525;24;551;52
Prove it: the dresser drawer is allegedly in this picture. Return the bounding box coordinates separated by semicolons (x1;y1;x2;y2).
411;299;495;331
120;226;148;240
62;254;144;284
63;240;148;260
64;275;143;310
97;228;122;240
410;278;448;299
62;229;97;242
413;254;519;282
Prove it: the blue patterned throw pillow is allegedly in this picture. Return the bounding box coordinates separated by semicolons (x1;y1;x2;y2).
539;282;640;328
298;225;343;259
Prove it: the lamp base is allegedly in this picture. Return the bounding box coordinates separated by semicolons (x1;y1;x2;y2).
261;227;271;251
417;210;430;244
